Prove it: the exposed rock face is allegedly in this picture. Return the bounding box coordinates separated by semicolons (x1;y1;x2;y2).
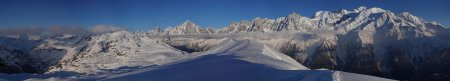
205;6;449;80
163;20;215;35
162;38;227;53
0;46;33;73
46;31;188;74
0;6;449;81
307;39;337;70
0;34;86;73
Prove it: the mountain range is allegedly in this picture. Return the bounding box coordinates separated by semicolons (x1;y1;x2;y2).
0;6;449;81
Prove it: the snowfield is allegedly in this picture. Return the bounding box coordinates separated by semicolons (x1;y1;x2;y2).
0;34;394;81
2;6;449;81
100;38;393;81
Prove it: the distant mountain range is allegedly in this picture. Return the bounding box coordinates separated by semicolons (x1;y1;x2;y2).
160;6;446;35
1;6;449;81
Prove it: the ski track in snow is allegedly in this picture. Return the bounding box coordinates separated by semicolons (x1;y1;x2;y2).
334;71;340;81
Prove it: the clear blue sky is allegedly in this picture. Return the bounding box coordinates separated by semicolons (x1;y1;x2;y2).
1;0;449;30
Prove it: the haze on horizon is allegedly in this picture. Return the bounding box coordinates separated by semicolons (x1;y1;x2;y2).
0;0;449;31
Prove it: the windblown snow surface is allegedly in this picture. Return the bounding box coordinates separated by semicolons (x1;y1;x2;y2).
3;6;450;81
0;31;393;81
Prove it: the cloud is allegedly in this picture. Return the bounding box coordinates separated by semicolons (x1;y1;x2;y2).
0;26;46;35
89;25;127;34
48;26;90;35
0;25;128;36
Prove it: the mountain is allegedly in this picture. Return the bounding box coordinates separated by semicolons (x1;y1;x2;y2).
0;35;394;81
0;6;449;81
99;39;393;81
0;32;90;74
217;6;446;34
156;6;449;80
163;20;215;35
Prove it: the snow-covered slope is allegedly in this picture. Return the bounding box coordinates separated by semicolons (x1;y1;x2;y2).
0;31;395;81
0;33;90;73
1;6;449;81
96;39;391;81
0;37;35;73
43;31;192;75
215;6;445;34
156;6;450;80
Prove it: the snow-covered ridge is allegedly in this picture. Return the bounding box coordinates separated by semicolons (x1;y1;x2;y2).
162;20;215;35
149;6;450;80
156;6;446;35
0;32;394;81
0;30;406;81
1;6;449;81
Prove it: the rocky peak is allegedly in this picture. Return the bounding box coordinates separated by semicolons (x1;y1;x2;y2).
399;12;425;26
287;12;302;19
177;20;200;30
364;7;386;13
354;6;367;12
162;20;214;35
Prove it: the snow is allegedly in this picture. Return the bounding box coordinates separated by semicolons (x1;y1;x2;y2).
163;20;215;35
333;71;395;81
0;34;395;81
3;6;447;81
47;31;188;74
99;39;389;81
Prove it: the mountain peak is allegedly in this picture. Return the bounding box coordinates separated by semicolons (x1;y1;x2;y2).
355;6;368;11
354;6;386;13
182;20;194;25
399;12;426;25
336;9;350;14
366;7;386;13
313;11;331;18
162;19;207;34
288;12;301;18
178;20;198;27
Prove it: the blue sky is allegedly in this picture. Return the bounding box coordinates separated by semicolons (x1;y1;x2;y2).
1;0;449;30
